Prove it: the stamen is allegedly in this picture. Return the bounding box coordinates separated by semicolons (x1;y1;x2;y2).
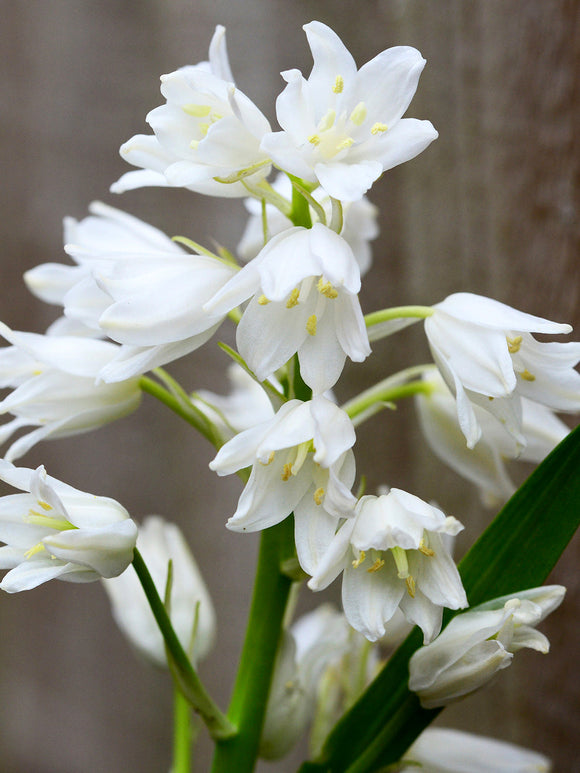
281;463;293;481
306;315;317;336
286;288;300;308
308;134;321;146
391;546;410;579
38;500;52;511
519;369;536;382
367;557;385;573
182;104;212;117
198;123;210;136
291;441;310;475
24;542;47;559
352;550;366;568
317;278;338;299
507;335;523;354
190;140;200;150
371;122;388;135
405;575;416;598
336;138;354;151
258;294;270;305
313;487;325;505
419;539;435;557
259;451;275;466
333;75;344;94
318;109;336;132
349;102;367;126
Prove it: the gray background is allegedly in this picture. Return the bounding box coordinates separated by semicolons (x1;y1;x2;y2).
0;1;578;771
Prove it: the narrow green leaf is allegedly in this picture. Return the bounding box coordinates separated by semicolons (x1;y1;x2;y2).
299;423;580;773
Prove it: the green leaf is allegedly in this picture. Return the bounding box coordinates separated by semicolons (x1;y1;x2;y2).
298;423;580;773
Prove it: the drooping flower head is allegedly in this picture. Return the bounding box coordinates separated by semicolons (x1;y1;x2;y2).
205;224;371;394
408;585;566;708
261;21;438;201
424;293;580;448
308;489;467;643
0;461;137;592
112;26;272;198
209;396;357;541
0;323;141;461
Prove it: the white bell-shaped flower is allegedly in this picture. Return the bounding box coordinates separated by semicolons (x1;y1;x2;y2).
0;461;137;592
308;489;467;643
205;223;370;394
209;396;357;536
0;323;141;461
424;293;580;449
261;21;437;201
415;369;570;507
408;585;566;708
112;26;272;198
102;516;216;668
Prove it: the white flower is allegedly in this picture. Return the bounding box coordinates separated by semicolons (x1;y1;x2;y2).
402;728;551;772
260;604;376;760
26;202;237;382
408;585;566;708
238;173;379;275
0;323;141;461
424;293;580;449
260;21;437;201
0;461;137;592
308;490;467;643
205;223;371;394
209;396;357;537
415;369;570;507
111;26;271;198
193;363;278;439
102;516;216;668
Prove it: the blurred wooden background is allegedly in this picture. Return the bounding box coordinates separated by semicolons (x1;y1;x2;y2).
0;1;578;771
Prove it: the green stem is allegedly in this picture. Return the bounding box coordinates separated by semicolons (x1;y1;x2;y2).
139;375;223;448
364;306;434;327
341;365;435;425
132;548;235;741
210;518;296;773
172;687;192;773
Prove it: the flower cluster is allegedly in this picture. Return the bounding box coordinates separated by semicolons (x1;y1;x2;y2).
0;17;576;773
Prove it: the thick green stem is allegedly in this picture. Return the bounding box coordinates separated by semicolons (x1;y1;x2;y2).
172;687;192;773
132;548;235;740
210;518;295;773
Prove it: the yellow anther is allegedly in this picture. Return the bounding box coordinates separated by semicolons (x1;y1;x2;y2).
317;278;338;299
24;542;46;559
336;138;354;151
38;500;52;511
519;369;536;382
182;103;212;117
333;75;344;94
286;288;300;308
199;122;210;136
313;487;325;505
405;575;416;598
419;540;435;557
349;102;367;126
259;451;275;466
371;122;388;135
306;315;317;336
318;109;336;132
258;294;270;305
507;335;523;354
281;463;293;481
190;140;200;150
367;557;385;573
308;134;321;146
352;550;366;569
